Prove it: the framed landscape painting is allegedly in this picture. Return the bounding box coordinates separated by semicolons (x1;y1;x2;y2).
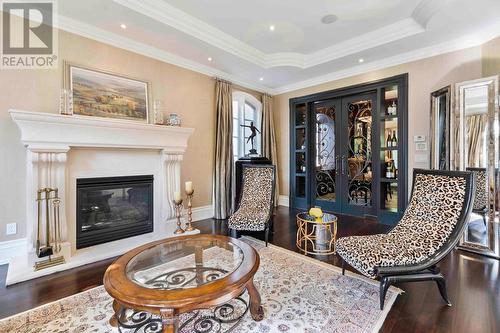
68;64;149;122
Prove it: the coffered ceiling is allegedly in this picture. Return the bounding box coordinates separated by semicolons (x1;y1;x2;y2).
56;0;500;94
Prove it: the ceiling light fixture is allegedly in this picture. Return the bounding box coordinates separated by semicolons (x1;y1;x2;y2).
358;58;364;63
259;77;264;81
321;14;338;24
207;57;213;62
269;25;275;31
120;23;127;29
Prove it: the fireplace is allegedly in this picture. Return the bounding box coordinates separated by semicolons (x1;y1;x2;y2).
76;175;154;249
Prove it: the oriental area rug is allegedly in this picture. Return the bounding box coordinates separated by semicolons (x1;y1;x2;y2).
0;237;401;333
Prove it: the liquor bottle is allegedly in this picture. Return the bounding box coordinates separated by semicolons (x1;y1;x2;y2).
391;101;397;115
391;130;397;147
391;161;397;179
386;161;392;178
386;131;392;148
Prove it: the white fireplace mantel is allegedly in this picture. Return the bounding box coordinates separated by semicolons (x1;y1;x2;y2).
8;109;196;284
10;109;194;152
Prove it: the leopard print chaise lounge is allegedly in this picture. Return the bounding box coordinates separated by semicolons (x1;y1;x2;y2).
466;168;488;211
336;173;467;279
228;166;274;232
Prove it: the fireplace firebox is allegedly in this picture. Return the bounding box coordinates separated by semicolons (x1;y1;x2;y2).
76;175;153;249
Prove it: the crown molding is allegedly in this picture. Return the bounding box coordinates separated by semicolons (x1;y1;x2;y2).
56;15;273;94
112;0;427;69
113;0;267;66
53;6;500;97
273;21;500;95
412;0;459;28
305;18;424;68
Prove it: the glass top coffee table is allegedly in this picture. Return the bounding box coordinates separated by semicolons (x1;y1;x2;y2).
104;234;263;333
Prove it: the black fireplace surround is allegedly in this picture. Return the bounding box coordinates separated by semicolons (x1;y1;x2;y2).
76;175;153;249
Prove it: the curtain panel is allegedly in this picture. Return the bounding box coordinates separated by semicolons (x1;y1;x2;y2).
261;93;280;206
214;79;234;219
466;114;488;167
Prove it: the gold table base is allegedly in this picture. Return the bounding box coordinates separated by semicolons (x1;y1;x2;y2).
296;213;338;255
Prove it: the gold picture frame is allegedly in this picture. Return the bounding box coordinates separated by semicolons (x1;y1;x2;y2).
64;62;151;123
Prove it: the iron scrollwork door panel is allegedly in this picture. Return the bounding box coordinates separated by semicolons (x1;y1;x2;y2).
340;93;377;216
312;99;342;212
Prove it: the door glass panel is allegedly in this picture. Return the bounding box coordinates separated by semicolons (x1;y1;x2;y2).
295;103;306;126
296;152;306;173
380;182;398;212
381;119;398;150
383;86;398;117
296;176;306;198
315;105;337;202
347;99;373;207
296;128;306;150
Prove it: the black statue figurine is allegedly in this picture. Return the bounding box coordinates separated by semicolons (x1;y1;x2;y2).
240;121;260;155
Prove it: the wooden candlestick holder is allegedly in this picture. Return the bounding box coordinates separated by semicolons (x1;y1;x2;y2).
185;190;194;231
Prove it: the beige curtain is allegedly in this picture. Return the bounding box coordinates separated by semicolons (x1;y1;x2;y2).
214;79;233;219
466;114;487;167
261;94;280;206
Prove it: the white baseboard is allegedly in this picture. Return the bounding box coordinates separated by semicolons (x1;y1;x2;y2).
191;204;214;221
278;195;289;207
0;238;28;265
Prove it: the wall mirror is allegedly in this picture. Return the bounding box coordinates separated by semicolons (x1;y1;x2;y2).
452;76;499;258
430;86;452;170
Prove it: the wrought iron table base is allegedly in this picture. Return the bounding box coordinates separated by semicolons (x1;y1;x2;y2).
114;293;250;333
110;267;261;333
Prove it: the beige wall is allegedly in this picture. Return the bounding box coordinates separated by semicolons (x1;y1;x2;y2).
482;37;500;77
273;46;486;196
0;28;260;242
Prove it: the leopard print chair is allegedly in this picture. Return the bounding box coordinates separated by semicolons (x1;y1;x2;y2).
228;165;275;246
466;167;488;225
336;169;474;310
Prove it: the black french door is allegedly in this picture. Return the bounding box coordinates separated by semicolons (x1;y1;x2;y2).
311;99;342;212
290;74;408;225
310;93;377;216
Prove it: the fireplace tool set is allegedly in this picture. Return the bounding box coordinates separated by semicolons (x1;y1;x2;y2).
35;187;65;271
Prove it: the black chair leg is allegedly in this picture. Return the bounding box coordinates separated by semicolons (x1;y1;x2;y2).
341;258;345;275
435;275;452;306
265;227;269;247
230;228;239;239
380;277;391;310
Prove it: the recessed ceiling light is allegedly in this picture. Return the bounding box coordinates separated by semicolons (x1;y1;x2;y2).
207;57;213;62
120;24;127;29
269;25;275;31
259;77;264;81
321;14;338;24
358;58;364;63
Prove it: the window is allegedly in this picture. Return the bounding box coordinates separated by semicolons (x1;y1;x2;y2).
232;91;262;159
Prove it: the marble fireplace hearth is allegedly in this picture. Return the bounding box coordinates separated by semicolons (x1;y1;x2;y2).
6;110;206;285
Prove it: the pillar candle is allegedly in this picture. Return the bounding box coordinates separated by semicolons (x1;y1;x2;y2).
185;181;193;193
174;191;181;201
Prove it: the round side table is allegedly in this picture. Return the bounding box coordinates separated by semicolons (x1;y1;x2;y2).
296;212;338;255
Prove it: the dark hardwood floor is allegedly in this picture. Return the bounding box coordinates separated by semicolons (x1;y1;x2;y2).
1;206;499;332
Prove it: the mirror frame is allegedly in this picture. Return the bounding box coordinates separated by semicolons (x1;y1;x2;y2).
430;86;452;170
455;76;499;258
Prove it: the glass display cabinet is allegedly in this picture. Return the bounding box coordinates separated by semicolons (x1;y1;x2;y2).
289;74;408;225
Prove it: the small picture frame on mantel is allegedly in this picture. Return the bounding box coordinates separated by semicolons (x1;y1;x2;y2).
63;61;151;123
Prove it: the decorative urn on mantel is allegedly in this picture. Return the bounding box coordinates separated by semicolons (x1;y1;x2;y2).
7;109;195;285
